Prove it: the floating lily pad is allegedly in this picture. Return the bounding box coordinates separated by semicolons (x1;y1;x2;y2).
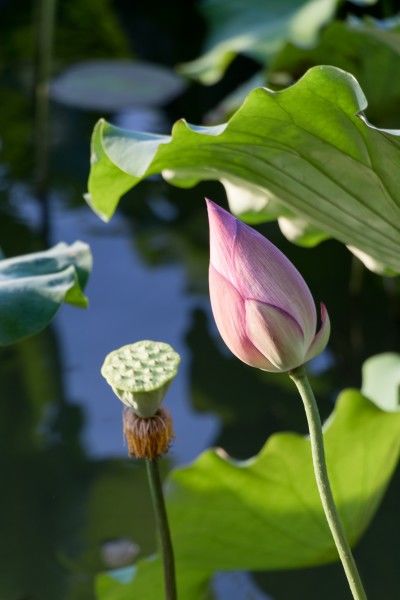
51;60;186;111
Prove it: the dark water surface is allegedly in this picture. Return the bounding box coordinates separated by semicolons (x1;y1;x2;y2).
1;2;400;599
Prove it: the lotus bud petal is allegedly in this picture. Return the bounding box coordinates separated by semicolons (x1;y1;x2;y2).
206;199;330;373
304;303;331;363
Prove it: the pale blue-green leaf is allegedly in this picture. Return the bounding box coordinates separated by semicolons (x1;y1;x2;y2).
0;241;92;345
51;60;186;111
362;353;400;412
87;66;400;274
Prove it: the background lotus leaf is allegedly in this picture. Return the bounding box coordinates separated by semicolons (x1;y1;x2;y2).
0;241;92;345
178;0;379;85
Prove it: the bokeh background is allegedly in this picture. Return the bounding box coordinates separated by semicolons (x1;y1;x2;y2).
0;1;399;598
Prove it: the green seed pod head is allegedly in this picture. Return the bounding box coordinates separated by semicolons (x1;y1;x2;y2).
101;340;180;418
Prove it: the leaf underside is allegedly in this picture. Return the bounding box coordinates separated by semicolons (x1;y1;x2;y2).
87;66;400;275
0;241;92;345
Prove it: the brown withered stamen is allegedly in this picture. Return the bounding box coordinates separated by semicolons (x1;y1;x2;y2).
123;407;174;460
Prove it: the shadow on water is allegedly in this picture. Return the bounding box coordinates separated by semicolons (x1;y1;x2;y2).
1;1;400;599
0;332;158;600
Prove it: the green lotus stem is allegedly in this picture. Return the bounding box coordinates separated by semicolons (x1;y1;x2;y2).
145;458;177;600
289;366;367;600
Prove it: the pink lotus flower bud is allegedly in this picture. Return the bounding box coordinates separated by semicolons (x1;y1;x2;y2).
206;199;330;373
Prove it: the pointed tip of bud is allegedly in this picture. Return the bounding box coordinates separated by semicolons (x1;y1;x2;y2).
205;198;233;223
305;302;331;363
205;197;215;208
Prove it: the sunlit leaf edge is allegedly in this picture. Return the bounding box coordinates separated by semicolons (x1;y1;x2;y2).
86;65;400;274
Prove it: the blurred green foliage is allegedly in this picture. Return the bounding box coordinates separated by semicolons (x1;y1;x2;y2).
0;0;131;71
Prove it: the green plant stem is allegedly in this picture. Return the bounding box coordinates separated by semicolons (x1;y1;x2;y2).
289;365;367;600
145;458;177;600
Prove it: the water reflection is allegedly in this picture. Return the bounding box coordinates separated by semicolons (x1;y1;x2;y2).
0;330;162;599
52;197;218;461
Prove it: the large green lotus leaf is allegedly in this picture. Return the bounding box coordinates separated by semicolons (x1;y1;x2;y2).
207;18;400;133
97;563;212;600
96;374;400;599
270;18;400;128
0;241;92;345
87;66;400;274
178;0;377;85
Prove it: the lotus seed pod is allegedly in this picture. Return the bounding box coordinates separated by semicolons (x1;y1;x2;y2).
101;340;180;418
